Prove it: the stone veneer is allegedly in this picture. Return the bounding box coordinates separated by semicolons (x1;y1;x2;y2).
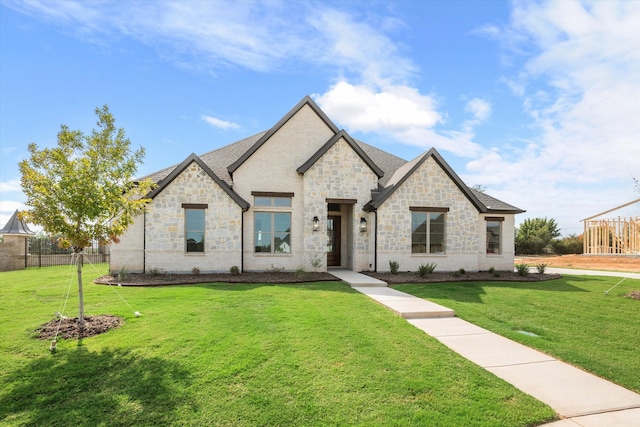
376;156;481;272
302;136;379;271
112;161;243;274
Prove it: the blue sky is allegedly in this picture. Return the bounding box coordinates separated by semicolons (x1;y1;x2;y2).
1;0;639;236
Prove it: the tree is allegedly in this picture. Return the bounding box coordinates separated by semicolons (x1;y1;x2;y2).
515;217;561;255
19;105;154;329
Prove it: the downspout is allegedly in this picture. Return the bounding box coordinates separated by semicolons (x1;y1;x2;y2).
374;210;378;272
143;209;147;274
241;209;244;273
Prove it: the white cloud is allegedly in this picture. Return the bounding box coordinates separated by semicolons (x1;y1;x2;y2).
201;115;239;130
465;98;491;122
0;179;22;193
316;82;483;157
467;0;640;233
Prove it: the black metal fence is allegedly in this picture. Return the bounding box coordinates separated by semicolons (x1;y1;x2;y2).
26;237;110;268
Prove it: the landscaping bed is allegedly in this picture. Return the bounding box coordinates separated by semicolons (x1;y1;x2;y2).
95;271;339;286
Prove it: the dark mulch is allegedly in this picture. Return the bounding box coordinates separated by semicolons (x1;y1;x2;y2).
366;271;561;284
626;291;640;301
36;315;124;340
95;271;339;286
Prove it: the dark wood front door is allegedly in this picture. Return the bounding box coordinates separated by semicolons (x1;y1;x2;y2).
327;216;341;267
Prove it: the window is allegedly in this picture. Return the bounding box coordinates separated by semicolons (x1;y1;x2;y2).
253;193;292;254
184;206;206;253
411;209;447;254
486;217;504;254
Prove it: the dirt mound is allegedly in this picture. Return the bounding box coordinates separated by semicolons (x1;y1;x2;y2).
36;315;124;340
516;254;640;272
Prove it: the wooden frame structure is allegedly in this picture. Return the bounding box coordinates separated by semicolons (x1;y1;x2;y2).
582;199;640;255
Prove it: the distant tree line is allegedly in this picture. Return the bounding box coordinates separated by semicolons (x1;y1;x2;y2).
515;217;583;255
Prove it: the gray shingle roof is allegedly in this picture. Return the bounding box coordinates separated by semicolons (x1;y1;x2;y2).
0;210;34;236
139;96;523;215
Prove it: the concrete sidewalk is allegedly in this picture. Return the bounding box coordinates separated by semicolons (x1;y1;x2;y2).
333;270;640;426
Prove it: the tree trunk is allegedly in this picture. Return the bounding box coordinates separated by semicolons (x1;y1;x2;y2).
77;248;84;330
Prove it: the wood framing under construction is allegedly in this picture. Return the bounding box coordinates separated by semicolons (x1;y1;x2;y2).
582;199;640;255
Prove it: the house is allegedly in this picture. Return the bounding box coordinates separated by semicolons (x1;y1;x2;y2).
110;96;524;274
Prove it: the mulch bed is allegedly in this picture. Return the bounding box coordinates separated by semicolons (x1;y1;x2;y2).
366;271;561;284
95;271;339;286
36;315;124;340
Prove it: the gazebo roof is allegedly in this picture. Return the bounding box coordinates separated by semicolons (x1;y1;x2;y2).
0;210;35;236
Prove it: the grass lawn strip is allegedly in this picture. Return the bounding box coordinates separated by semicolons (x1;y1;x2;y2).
396;275;640;394
0;265;555;426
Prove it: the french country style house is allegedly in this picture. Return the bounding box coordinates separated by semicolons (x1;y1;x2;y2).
110;96;524;274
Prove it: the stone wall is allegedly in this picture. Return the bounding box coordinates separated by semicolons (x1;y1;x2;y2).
302;136;378;271
111;161;244;274
0;235;27;271
376;156;481;272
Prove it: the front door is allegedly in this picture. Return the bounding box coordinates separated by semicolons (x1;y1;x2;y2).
327;216;341;267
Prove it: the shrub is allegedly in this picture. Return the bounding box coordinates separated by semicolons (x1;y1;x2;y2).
417;262;437;277
551;234;584;254
389;260;400;274
268;264;285;273
458;268;466;275
536;263;547;274
192;267;201;275
295;268;310;280
118;266;127;281
230;266;240;276
516;263;530;276
452;270;461;278
488;266;495;274
493;270;502;278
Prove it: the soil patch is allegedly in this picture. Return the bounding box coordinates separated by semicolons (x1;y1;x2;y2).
36;315;124;340
95;271;339;286
367;271;560;284
516;254;640;273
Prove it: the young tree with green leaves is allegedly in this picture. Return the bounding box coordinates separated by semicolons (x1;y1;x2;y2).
19;105;155;329
515;217;561;255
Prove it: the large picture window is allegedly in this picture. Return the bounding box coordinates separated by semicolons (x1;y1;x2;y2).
253;193;292;254
486;217;504;254
411;208;447;254
184;207;206;253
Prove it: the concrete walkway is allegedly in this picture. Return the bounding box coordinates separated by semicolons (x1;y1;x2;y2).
331;270;640;427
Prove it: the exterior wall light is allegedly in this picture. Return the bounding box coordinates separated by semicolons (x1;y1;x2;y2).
359;217;367;232
313;216;319;232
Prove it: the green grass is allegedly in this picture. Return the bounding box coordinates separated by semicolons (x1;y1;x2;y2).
0;264;556;426
396;276;640;393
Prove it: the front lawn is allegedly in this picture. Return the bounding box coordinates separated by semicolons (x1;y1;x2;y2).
396;275;640;393
0;265;556;426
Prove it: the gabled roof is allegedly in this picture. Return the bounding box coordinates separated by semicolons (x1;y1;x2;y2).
297;130;384;178
228;95;340;174
364;148;521;213
0;210;34;236
147;153;249;211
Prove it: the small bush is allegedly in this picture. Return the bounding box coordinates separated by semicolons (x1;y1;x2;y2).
295;268;310;280
192;267;201;275
488;266;495;274
268;264;285;273
230;266;240;276
417;262;437;277
452;270;461;278
536;263;547;274
493;270;502;278
148;268;163;276
458;268;466;275
389;260;400;274
118;266;127;281
516;263;530;276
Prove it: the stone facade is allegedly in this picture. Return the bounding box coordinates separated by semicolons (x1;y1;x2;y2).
0;235;28;272
301;136;379;271
110;96;522;275
376;156;480;272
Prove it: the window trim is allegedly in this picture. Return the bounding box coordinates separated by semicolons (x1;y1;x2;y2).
411;210;447;254
184;206;207;253
485;217;504;255
253;194;293;255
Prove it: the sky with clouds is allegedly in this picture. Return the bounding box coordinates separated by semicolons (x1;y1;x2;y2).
1;0;639;236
